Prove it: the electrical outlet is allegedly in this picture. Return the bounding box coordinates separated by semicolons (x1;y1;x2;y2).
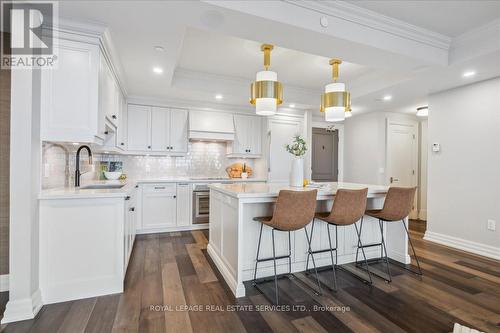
487;219;496;231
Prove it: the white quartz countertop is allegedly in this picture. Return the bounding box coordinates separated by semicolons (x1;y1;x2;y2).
39;177;267;200
209;182;389;199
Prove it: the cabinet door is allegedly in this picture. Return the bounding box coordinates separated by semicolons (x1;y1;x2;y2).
151;107;169;152
248;116;262;155
116;91;127;149
176;183;192;226
127;105;151;151
102;60;118;127
41;39;100;143
142;185;177;229
233;115;249;154
169;109;188;153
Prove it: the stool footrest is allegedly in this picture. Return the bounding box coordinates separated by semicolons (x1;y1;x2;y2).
309;248;337;254
256;254;290;262
358;242;382;249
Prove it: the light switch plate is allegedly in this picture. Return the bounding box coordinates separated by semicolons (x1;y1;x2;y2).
432;143;440;152
487;220;496;231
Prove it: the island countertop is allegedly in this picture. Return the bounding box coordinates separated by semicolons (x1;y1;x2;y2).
209;181;389;199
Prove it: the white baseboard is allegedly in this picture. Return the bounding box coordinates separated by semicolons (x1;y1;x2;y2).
136;223;209;235
424;231;500;260
0;274;8;292
418;209;427;220
1;289;43;324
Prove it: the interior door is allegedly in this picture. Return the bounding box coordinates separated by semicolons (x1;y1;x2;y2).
169;108;188;153
312;128;337;181
268;118;302;182
127;104;151;151
387;120;418;216
151;107;169;152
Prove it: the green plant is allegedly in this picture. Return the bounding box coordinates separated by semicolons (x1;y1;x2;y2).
285;135;307;157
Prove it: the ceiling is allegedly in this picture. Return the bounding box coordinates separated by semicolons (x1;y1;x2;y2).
346;0;500;37
57;0;500;118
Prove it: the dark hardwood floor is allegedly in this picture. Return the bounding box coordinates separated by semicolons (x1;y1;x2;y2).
2;224;500;333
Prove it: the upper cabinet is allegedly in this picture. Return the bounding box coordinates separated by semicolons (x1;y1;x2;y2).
41;39;101;143
41;37;123;145
125;104;188;155
227;114;262;157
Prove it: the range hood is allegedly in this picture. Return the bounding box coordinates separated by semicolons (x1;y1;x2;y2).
189;111;235;141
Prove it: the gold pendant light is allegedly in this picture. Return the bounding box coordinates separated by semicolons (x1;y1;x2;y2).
320;59;351;122
250;44;283;116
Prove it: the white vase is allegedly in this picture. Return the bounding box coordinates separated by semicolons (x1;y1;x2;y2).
289;157;304;187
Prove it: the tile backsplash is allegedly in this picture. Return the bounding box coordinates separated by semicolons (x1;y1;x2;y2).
42;142;262;189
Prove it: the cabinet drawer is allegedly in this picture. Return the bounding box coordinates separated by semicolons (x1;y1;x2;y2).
142;184;177;194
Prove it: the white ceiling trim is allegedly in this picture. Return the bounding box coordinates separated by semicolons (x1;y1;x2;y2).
450;18;500;64
283;0;451;50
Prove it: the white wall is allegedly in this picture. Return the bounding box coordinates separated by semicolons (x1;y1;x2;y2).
425;77;500;259
418;120;428;220
343;111;418;185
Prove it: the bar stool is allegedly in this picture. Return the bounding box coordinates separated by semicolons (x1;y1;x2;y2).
253;189;321;304
360;186;422;282
307;188;371;290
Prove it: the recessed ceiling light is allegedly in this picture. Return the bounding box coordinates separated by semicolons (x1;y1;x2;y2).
154;46;165;52
153;67;163;74
215;94;223;100
72;142;79;145
416;106;429;117
462;70;476;78
289;104;295;108
383;95;392;101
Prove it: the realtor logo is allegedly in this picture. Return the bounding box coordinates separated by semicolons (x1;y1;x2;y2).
1;1;58;69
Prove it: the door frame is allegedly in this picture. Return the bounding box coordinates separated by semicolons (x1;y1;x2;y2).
385;118;419;218
311;127;339;182
310;120;344;182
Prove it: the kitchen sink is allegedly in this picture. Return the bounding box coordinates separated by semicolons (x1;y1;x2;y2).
80;184;125;190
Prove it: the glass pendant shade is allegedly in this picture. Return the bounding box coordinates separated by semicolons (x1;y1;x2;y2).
255;71;278;116
324;83;346;122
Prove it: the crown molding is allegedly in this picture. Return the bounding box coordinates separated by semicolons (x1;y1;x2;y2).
283;0;451;50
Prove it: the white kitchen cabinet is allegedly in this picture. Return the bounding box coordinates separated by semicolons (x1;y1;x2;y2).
151;107;170;151
170;108;188;153
124;187;137;272
116;90;127;149
127;105;151;151
125;104;187;154
141;184;177;230
41;38;102;143
176;183;192;226
227;114;262;157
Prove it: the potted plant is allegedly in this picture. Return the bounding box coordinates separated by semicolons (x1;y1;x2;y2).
285;135;307;187
241;162;248;179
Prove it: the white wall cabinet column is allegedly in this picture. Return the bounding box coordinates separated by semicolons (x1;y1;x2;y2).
151;107;170;152
227;115;262;157
126;105;151;151
176;183;192;226
169;108;188;153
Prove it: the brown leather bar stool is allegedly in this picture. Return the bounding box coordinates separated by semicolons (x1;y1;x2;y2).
308;188;371;290
253;189;321;304
360;186;422;282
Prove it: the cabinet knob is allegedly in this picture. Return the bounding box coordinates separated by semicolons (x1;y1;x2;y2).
129;207;135;212
104;131;109;135
148;146;151;149
120;142;124;146
112;115;117;119
173;195;176;199
125;196;130;200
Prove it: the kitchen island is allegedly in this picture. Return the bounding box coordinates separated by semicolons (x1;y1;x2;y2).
208;182;411;298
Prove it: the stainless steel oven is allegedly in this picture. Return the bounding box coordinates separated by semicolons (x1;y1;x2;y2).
192;183;210;224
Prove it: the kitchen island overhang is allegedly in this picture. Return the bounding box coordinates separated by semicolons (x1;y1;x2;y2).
207;182;411;298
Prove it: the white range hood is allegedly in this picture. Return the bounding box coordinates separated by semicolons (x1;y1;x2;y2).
189;111;235;141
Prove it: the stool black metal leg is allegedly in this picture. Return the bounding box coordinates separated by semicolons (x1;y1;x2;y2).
305;219;315;273
335;225;338;267
379;219;392;282
304;227;322;295
354;218;373;285
326;224;338;291
271;228;279;304
288;231;292;278
355;217;364;264
402;219;423;275
253;223;264;283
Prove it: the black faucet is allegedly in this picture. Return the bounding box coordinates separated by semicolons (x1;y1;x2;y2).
75;145;93;187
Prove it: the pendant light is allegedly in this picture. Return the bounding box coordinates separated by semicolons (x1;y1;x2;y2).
345;107;353;118
250;44;283;116
320;59;350;122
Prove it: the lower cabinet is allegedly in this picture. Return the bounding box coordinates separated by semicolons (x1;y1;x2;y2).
141;184;177;230
176;183;192;226
124;187;137;272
